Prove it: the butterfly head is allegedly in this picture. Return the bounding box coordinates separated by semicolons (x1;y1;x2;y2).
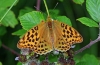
46;16;54;29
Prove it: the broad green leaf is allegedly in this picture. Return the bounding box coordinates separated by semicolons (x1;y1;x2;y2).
82;54;99;65
12;29;27;38
99;61;100;65
49;9;59;18
19;7;34;17
48;54;58;63
76;54;99;65
0;26;7;36
74;57;80;64
76;62;89;65
0;8;18;28
49;9;59;15
39;55;45;61
0;0;18;8
17;62;22;65
56;16;72;26
86;0;100;22
19;11;45;30
0;62;2;65
73;0;84;5
77;17;98;27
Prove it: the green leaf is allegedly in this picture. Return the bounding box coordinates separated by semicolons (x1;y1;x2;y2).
76;54;99;65
77;17;98;27
0;0;18;8
0;62;2;65
73;0;84;5
0;26;7;36
49;9;59;18
17;62;22;65
74;57;80;64
0;8;18;28
56;16;72;26
76;61;89;65
39;55;45;61
86;0;100;22
48;54;58;63
82;54;99;65
19;11;45;30
19;7;34;17
12;29;27;38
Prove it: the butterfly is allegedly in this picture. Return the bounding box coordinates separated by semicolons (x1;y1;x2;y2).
17;16;83;55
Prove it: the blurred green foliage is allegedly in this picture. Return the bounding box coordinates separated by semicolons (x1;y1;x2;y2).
0;0;100;65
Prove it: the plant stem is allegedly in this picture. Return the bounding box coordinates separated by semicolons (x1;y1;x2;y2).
43;0;50;16
0;0;18;23
2;44;20;56
75;23;100;55
36;0;41;11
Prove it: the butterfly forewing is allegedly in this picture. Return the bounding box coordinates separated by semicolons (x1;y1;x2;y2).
17;21;53;55
53;20;83;52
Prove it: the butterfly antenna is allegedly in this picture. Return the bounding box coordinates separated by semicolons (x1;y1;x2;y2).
53;2;58;9
34;6;43;12
43;0;50;16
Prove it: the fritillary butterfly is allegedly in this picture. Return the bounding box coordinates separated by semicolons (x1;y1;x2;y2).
17;16;83;55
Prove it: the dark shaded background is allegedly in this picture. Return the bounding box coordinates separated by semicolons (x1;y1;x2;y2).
0;0;99;65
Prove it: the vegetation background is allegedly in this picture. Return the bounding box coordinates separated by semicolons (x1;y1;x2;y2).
0;0;99;65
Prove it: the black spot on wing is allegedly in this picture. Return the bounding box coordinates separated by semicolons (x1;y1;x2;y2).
69;27;73;32
61;23;64;27
62;34;66;37
34;26;38;30
67;35;69;38
30;34;34;38
36;37;39;41
65;25;67;29
27;37;30;40
31;29;35;33
27;32;30;37
32;39;34;42
29;39;31;42
63;29;66;33
66;31;70;34
35;32;38;36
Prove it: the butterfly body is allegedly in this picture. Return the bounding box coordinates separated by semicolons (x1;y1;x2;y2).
17;16;83;55
46;18;54;43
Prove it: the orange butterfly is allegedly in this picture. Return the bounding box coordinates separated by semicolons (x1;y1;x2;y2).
17;16;83;55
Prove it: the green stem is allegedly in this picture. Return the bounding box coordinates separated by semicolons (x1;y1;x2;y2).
43;0;49;16
0;0;18;22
